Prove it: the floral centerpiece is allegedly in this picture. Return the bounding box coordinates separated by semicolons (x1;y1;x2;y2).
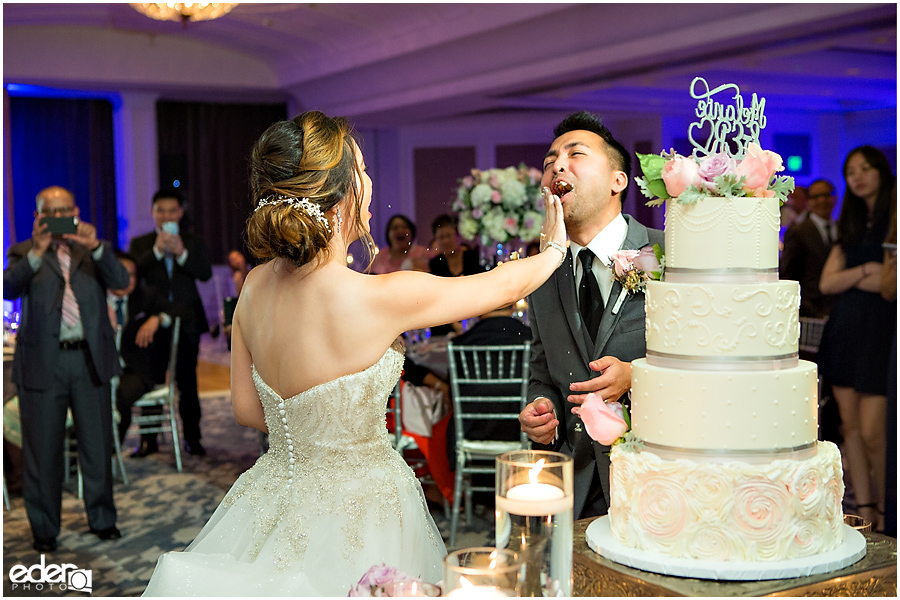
635;142;794;207
453;164;544;250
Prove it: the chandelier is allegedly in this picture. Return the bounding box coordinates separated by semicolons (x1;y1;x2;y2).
130;3;238;23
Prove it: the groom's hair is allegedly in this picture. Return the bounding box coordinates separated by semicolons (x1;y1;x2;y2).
553;111;631;202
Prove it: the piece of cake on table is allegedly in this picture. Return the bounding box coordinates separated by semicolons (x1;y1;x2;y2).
583;78;865;580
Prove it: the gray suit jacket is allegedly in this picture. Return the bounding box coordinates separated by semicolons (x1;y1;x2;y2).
3;239;128;390
527;214;664;518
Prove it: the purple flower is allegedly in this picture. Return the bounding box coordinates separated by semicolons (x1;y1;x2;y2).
632;246;660;274
697;153;737;191
472;207;484;219
359;565;400;587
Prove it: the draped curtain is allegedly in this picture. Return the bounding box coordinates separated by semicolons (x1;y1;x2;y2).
6;96;117;251
155;101;287;264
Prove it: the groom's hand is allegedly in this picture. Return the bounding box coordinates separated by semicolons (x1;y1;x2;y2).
519;398;558;445
567;356;632;407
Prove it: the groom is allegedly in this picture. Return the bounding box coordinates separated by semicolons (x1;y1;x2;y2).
519;112;663;520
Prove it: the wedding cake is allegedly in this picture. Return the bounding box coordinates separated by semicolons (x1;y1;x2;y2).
586;79;861;577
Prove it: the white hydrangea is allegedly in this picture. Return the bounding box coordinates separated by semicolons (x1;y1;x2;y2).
458;214;479;241
481;208;511;243
500;178;527;208
518;210;543;242
469;183;494;207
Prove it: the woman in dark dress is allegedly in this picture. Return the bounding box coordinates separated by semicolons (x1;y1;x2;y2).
428;214;485;336
819;146;896;532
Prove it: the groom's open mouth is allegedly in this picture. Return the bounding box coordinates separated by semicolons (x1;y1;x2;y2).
551;180;573;199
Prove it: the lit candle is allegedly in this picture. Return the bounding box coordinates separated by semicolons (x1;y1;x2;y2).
445;585;513;597
495;459;572;516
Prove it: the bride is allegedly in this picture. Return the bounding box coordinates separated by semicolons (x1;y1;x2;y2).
143;111;567;596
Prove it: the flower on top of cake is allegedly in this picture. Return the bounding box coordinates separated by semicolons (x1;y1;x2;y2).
636;143;795;208
572;392;644;451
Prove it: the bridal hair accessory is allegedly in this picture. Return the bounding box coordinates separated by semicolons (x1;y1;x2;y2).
255;195;331;231
336;207;343;229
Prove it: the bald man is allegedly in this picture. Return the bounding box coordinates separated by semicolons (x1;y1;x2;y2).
4;186;128;552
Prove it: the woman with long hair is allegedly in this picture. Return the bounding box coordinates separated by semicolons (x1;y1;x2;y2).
142;111;567;596
819;145;897;532
370;213;430;273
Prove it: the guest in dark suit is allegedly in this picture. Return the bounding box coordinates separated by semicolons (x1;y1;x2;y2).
128;189;212;456
780;178;838;318
3;185;129;552
108;252;176;456
446;305;532;471
519;112;664;519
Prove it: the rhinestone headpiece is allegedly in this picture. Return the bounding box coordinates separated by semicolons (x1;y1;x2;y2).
254;195;330;231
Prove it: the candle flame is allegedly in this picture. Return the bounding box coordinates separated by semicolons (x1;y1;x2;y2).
529;458;546;485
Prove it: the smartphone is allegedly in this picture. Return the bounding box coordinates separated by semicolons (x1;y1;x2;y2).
162;221;179;236
42;216;78;235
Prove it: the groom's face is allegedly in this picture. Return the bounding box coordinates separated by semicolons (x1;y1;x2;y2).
542;130;626;233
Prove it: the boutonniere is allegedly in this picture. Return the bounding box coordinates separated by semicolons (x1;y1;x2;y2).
607;244;665;314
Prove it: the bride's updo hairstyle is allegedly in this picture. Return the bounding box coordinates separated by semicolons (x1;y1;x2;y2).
247;111;374;268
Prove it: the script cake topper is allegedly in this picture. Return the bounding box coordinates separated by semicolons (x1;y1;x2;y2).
688;77;767;160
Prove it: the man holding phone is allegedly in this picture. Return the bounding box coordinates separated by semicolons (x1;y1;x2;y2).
4;185;128;552
129;189;212;457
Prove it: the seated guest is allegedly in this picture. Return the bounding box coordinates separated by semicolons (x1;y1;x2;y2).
108;252;176;457
780;178;838;318
429;214;486;336
370;214;430;274
446;304;531;470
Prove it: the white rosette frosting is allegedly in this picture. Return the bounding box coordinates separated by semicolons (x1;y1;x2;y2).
684;522;745;561
608;441;846;562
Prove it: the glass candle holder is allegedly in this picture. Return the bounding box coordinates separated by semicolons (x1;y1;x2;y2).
442;547;523;597
495;450;573;597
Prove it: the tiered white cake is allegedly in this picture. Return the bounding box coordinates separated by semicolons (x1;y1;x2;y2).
608;195;845;562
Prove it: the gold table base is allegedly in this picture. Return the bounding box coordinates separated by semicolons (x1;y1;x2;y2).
574;517;897;597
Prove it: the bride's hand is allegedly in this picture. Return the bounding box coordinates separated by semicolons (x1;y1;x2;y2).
539;186;566;254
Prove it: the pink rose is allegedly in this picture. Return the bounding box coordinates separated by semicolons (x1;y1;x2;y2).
736;143;783;193
632;246;660;274
661;155;702;197
358;565;400;587
697;153;737;191
491;190;502;204
461;176;474;189
572;392;628;445
610;249;639;277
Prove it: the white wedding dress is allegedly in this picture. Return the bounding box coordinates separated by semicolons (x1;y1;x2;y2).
143;340;446;596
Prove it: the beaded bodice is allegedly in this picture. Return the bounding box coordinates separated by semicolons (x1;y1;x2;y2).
222;339;438;569
253;339;404;469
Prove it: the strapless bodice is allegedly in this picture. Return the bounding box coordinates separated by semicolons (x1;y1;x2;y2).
251;340;404;478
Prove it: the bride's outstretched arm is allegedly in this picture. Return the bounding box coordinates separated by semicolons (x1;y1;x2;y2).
231;315;268;433
370;190;567;335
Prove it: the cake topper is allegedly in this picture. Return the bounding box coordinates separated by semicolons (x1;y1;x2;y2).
688;78;767;161
634;78;793;207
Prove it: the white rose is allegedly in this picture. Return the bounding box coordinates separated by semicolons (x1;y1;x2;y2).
469;183;493;207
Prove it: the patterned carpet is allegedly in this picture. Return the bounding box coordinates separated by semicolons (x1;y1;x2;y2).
2;391;494;597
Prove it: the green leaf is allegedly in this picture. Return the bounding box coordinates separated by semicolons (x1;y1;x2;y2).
636;152;667;180
770;175;795;206
675;187;707;205
652;243;664;263
712;174;747;197
622;404;632;430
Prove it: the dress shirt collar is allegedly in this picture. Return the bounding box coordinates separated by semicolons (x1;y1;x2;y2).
568;212;627;304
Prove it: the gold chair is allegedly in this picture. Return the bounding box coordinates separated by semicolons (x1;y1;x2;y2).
447;342;530;547
129;317;183;472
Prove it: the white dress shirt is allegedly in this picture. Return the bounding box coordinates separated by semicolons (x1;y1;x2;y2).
568;213;628;307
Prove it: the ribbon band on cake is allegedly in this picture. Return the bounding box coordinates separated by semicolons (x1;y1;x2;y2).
663;267;780;284
645;350;799;371
641;440;818;463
